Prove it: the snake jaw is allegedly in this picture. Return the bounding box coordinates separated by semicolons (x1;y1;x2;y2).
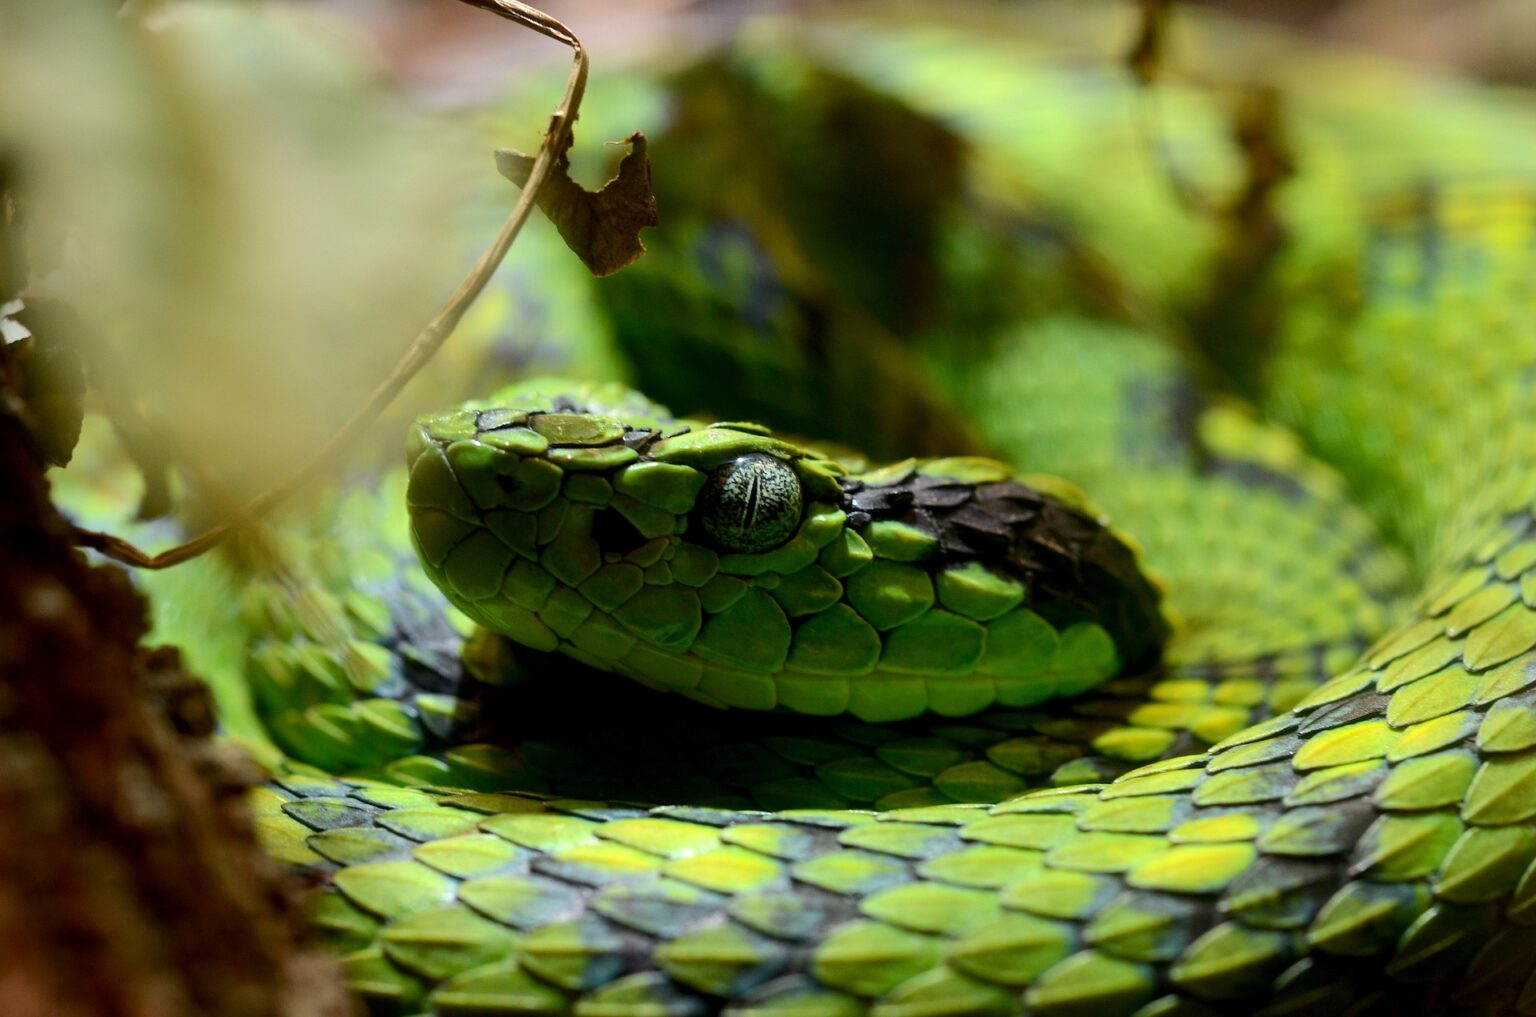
406;379;1171;722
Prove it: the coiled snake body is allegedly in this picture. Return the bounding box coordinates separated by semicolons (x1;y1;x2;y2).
127;17;1536;1017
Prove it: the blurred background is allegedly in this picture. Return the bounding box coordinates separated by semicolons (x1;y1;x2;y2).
315;0;1536;97
6;0;1535;539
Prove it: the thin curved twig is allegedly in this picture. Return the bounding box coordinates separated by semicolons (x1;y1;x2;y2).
76;0;589;569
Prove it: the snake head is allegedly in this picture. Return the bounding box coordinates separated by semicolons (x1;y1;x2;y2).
407;379;1169;721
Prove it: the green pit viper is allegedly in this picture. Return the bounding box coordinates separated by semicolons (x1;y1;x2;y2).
62;10;1536;1017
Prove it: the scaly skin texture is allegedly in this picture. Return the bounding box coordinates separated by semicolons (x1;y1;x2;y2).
249;195;1536;1017
92;13;1536;1017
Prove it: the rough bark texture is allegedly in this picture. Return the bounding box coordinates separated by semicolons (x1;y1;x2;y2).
0;345;352;1017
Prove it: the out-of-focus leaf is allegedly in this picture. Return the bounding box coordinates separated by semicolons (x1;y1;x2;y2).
1127;0;1172;85
1;164;20;308
13;299;87;469
496;132;657;277
0;0;467;499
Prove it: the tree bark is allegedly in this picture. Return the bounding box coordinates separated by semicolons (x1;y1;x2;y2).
0;346;351;1017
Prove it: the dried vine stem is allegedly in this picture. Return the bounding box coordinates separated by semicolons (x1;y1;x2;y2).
75;0;590;569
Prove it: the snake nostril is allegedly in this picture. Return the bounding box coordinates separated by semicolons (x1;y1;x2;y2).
592;508;650;556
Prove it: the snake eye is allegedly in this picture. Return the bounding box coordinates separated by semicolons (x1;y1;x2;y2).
698;453;803;553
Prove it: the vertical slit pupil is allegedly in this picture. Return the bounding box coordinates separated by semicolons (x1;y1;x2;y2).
743;473;762;528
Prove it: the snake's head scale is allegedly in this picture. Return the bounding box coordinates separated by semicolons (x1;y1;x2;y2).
407;379;1169;721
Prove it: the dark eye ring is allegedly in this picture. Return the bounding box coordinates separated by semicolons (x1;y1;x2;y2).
697;453;803;553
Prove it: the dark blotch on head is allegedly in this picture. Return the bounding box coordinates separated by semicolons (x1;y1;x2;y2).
593;508;651;556
697;453;803;553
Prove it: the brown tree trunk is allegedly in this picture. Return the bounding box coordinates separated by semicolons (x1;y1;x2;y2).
0;348;351;1016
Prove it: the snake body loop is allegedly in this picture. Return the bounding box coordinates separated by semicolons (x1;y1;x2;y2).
117;19;1536;1017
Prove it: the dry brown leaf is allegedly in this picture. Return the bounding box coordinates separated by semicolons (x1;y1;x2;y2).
496;131;657;277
